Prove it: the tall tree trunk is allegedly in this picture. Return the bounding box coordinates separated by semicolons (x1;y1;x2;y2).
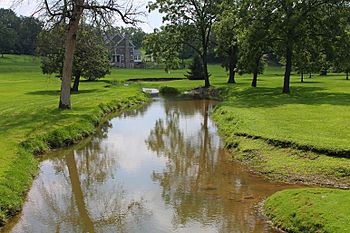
202;52;210;88
59;1;84;109
201;29;210;88
251;57;260;87
283;44;293;94
301;70;304;83
252;72;258;87
346;72;349;80
72;74;81;92
227;66;236;84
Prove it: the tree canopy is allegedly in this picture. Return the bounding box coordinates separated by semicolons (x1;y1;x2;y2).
149;0;221;87
0;8;42;56
37;24;110;92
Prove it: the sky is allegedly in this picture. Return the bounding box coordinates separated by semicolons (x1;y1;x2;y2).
0;0;163;32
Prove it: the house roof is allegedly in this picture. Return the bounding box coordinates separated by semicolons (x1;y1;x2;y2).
107;33;135;48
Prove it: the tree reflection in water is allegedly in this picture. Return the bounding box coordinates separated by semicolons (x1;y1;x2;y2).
11;123;147;233
146;99;267;233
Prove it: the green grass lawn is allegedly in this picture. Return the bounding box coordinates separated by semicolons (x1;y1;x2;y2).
0;54;350;231
264;188;350;233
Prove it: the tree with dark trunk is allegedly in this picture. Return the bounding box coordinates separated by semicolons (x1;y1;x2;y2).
235;0;270;88
283;44;293;93
213;1;240;84
149;0;221;88
251;57;262;87
257;0;344;93
72;73;81;92
301;70;304;83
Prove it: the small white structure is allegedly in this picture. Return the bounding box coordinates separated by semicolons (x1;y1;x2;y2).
142;88;159;97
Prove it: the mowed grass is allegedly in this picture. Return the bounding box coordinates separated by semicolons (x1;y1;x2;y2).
264;188;350;233
211;71;350;154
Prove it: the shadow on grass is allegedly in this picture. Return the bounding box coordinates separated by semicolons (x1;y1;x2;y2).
26;89;105;96
0;106;93;136
291;81;322;84
218;86;350;108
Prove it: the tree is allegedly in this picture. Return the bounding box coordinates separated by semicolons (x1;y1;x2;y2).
213;2;240;84
0;9;42;56
334;33;350;80
0;9;19;57
255;0;345;93
17;17;43;55
37;24;110;92
143;26;183;71
35;0;141;109
294;37;322;83
186;54;205;80
237;0;271;87
149;0;221;88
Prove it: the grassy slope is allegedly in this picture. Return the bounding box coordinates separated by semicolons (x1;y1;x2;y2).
264;188;350;233
0;55;148;225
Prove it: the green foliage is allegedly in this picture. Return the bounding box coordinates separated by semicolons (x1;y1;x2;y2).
0;9;19;56
159;86;180;95
213;1;240;82
185;55;205;80
0;8;42;56
148;0;221;87
143;27;182;71
37;24;110;81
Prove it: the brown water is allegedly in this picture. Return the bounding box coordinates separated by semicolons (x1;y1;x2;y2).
3;98;301;233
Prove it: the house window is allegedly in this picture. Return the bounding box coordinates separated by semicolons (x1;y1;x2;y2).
116;55;121;63
112;55;116;63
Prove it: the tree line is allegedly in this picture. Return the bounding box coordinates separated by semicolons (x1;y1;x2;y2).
144;0;350;93
0;9;42;56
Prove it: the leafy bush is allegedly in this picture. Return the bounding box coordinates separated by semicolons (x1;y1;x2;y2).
159;86;180;95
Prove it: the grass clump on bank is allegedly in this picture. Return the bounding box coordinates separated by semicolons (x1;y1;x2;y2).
159;86;181;95
264;188;350;233
0;55;148;226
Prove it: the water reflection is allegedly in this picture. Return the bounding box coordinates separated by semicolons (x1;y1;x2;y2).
146;99;272;233
4;98;301;233
7;123;146;233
